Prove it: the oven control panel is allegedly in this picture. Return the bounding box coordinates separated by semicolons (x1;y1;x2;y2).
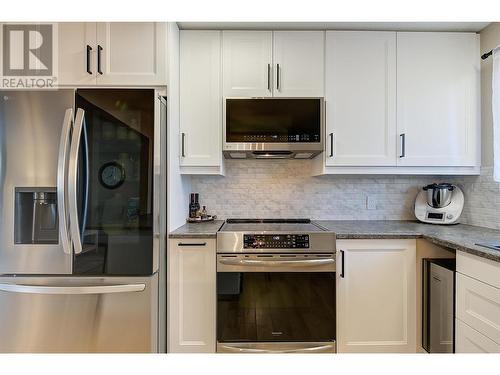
243;234;310;249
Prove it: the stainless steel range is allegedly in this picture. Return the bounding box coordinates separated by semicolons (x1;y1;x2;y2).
216;219;336;353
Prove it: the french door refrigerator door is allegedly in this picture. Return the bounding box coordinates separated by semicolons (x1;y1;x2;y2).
0;274;158;353
74;89;157;276
0;90;75;275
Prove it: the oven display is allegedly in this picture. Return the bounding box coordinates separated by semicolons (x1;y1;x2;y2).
243;234;310;249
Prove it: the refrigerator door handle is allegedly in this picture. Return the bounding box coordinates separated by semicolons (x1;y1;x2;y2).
0;283;146;295
68;108;85;255
57;109;74;255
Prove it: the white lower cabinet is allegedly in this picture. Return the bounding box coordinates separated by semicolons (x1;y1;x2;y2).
336;239;416;353
456;319;500;353
455;252;500;352
168;239;216;353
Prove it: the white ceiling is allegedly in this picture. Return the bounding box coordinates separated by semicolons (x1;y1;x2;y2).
177;22;490;32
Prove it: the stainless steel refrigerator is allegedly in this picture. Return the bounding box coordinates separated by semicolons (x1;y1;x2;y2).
0;89;165;352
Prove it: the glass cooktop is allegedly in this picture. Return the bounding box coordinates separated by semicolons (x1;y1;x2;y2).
220;219;327;233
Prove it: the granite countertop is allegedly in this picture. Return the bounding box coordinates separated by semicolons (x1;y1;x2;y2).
169;219;500;263
315;220;500;262
169;220;225;239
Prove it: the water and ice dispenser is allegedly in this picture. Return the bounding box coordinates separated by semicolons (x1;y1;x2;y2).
14;188;58;244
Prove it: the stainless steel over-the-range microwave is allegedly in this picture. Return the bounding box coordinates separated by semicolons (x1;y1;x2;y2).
223;97;324;159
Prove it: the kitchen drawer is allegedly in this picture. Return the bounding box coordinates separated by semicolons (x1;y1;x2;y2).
456;319;500;353
456;272;500;345
456;251;500;289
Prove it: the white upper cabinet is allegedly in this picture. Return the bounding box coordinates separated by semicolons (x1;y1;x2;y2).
58;22;167;86
96;23;166;86
336;239;416;353
325;31;397;166
273;31;324;97
180;30;223;174
58;23;97;86
396;32;480;167
222;31;273;97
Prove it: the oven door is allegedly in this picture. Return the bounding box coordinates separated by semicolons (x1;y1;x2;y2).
216;253;336;353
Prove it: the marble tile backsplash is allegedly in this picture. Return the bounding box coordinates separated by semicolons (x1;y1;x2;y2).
459;167;500;230
190;160;490;223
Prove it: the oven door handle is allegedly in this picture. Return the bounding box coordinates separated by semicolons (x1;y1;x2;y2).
218;258;335;267
217;343;335;353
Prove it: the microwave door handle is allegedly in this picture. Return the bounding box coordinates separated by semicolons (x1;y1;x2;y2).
57;108;74;255
68;108;85;255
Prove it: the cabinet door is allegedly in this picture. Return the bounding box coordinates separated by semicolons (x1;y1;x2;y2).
456;319;500;353
397;32;479;166
222;31;272;97
336;239;416;353
456;273;500;345
96;22;166;86
58;22;96;86
180;31;222;169
168;239;216;353
325;31;397;166
273;31;324;97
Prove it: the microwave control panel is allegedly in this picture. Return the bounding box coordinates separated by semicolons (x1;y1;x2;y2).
243;234;310;249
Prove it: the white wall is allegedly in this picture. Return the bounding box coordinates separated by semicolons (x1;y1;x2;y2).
480;23;500;167
453;23;500;230
167;22;191;231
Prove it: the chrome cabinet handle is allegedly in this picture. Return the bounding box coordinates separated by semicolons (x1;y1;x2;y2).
97;45;103;75
276;63;281;91
219;258;334;267
329;132;334;158
267;64;271;92
0;283;146;295
400;133;406;158
178;242;207;247
181;132;186;157
86;45;92;74
57;109;74;255
68;108;85;255
340;250;345;278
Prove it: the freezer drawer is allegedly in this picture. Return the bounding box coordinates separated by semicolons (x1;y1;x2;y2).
0;274;158;353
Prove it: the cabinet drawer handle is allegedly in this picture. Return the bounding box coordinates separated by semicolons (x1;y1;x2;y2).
86;45;92;74
97;45;103;75
178;242;207;247
340;250;345;278
400;133;406;158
